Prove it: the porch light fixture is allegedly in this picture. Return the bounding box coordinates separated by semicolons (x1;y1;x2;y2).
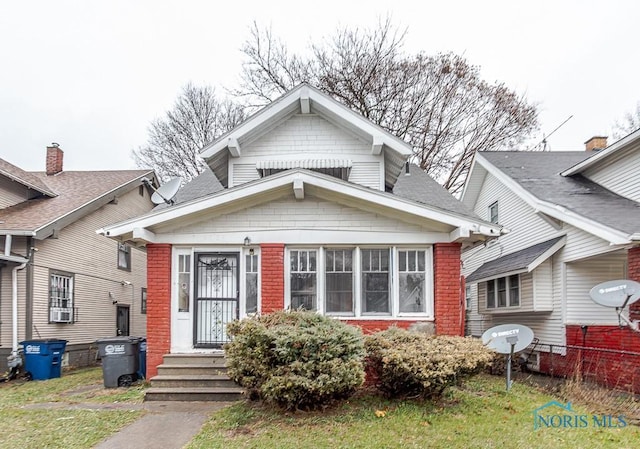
244;236;250;247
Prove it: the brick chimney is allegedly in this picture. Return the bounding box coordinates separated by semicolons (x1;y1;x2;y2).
584;136;608;152
46;143;64;175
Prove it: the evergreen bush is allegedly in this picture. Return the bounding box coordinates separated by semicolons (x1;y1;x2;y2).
365;327;494;398
225;310;366;410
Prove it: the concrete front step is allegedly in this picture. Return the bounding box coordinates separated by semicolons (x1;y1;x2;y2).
150;374;238;389
162;353;228;367
145;387;245;402
156;364;229;376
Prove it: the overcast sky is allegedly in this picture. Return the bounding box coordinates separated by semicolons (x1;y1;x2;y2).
1;0;638;172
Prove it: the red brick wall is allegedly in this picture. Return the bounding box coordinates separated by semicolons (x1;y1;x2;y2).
434;243;463;336
536;325;640;392
343;320;415;334
146;243;172;379
261;244;285;313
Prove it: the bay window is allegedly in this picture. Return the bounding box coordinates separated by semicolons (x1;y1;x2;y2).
286;246;432;318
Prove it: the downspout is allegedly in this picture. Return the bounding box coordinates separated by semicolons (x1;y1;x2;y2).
10;262;27;367
25;237;34;340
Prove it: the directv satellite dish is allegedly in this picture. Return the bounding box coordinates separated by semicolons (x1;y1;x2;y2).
147;177;182;205
589;279;640;309
589;279;640;334
482;323;534;391
482;323;534;354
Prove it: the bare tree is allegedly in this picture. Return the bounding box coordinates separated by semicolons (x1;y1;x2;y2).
612;101;640;140
236;20;539;193
134;83;244;182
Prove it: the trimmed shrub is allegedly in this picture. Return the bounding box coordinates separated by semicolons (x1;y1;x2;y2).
225;310;366;410
365;327;495;398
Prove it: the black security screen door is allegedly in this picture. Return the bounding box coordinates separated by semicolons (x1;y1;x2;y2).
194;253;239;348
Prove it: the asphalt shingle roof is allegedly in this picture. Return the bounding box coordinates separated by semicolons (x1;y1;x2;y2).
466;236;565;282
481;151;640;236
392;164;480;219
0;158;56;197
167;164;481;222
0;169;151;232
155;168;224;210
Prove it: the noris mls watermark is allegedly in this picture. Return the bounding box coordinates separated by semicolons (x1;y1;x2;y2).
533;401;627;430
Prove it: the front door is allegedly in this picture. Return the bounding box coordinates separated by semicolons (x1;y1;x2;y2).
116;305;130;336
194;253;239;348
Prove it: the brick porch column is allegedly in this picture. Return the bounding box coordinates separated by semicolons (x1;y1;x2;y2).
146;243;172;379
434;242;463;336
261;243;285;313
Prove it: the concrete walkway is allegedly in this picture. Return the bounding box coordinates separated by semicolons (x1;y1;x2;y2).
95;401;231;449
25;400;232;449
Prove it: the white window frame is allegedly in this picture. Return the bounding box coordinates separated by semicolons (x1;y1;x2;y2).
49;271;74;323
241;247;261;317
485;274;521;309
285;248;319;312
117;242;131;271
395;247;433;318
285;246;434;319
488;201;499;224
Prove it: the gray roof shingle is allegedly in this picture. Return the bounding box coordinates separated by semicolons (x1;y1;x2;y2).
466;236;565;282
481;151;640;236
393;164;480;219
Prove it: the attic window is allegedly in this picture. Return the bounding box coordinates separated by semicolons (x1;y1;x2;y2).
256;159;352;181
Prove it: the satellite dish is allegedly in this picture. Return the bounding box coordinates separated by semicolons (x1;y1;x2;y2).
148;177;182;205
482;324;534;354
589;280;640;309
483;323;534;392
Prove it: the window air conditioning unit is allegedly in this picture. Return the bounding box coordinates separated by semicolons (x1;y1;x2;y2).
51;309;72;323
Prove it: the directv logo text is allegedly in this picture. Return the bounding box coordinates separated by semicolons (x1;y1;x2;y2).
533;401;627;430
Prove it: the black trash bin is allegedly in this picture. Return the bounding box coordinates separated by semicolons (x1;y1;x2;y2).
95;337;140;388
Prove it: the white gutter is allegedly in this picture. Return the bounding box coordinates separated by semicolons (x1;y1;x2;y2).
11;263;27;360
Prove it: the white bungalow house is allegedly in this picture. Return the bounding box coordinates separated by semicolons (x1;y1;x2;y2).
99;84;502;382
461;132;640;389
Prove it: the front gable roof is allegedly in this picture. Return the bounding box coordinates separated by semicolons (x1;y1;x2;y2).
200;83;413;190
561;128;640;176
99;168;501;245
0;170;154;239
464;151;640;245
0;157;57;197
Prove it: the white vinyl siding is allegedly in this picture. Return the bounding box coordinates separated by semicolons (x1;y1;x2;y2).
231;163;260;186
231;114;384;190
172;196;438;238
583;146;640;202
349;161;382;190
565;251;627;325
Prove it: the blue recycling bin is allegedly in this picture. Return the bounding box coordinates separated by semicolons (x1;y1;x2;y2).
137;338;147;380
20;339;68;380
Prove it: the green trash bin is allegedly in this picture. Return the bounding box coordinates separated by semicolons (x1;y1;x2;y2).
95;337;140;388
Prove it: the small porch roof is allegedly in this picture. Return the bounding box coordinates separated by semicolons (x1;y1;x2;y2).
466;236;566;283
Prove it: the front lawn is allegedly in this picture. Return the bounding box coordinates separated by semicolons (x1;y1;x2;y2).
187;374;640;449
0;367;144;449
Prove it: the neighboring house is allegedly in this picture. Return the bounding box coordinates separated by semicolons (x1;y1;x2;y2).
461;132;640;389
0;144;156;372
99;83;502;379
